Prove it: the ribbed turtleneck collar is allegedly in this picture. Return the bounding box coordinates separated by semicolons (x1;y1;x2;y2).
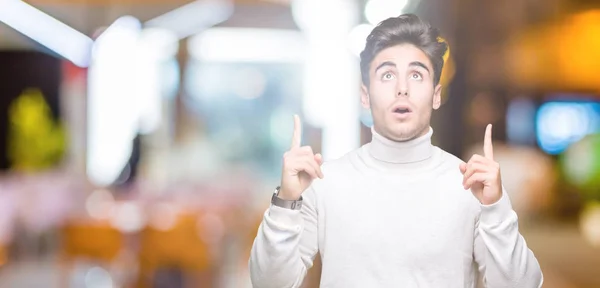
367;126;434;164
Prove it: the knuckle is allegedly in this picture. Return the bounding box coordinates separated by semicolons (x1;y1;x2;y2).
467;162;474;170
283;152;296;164
283;152;294;162
300;146;313;153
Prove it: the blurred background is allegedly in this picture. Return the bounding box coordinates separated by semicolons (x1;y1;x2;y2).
0;0;599;287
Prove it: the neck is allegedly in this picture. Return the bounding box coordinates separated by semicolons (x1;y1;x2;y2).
368;126;434;164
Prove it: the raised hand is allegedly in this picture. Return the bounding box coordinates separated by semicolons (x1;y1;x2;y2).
278;115;324;200
459;124;503;205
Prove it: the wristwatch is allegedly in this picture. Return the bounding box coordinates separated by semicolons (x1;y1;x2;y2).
271;186;303;210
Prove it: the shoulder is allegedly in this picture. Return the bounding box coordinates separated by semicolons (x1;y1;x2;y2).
320;146;364;175
438;147;465;166
432;147;465;176
435;147;484;209
307;147;363;192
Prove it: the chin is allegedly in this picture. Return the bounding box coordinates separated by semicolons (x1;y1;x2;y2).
387;122;426;142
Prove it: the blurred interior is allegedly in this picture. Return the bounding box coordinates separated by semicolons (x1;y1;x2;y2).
1;0;600;287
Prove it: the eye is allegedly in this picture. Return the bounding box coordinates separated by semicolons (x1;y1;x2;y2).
410;72;423;80
382;72;395;81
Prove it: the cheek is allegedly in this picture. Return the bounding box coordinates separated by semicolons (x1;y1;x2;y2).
409;84;435;110
409;82;433;98
370;82;396;103
370;96;394;113
408;79;430;90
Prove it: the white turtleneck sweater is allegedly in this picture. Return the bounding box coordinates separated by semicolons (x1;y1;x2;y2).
249;127;543;288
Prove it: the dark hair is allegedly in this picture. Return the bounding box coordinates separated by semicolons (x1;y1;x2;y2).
360;14;448;87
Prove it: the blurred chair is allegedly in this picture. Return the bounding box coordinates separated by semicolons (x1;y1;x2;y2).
243;214;262;260
59;220;124;287
0;243;7;268
136;212;214;288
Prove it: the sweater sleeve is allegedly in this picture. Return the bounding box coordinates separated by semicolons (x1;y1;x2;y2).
249;185;319;288
473;189;544;288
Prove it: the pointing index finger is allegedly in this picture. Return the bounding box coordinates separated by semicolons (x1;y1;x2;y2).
291;114;301;149
483;124;494;160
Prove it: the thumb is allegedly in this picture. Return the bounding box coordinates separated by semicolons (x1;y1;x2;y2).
459;162;467;174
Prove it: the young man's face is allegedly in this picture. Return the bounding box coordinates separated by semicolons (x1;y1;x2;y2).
361;44;442;142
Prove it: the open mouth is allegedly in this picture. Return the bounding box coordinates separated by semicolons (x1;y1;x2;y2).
393;107;412;114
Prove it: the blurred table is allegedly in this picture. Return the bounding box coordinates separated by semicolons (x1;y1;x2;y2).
521;221;600;288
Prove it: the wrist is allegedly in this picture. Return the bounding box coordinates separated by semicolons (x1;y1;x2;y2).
480;190;513;225
277;186;300;201
271;186;303;210
480;188;503;205
480;194;501;205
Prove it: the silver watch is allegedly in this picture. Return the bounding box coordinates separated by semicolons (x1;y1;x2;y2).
271;186;303;210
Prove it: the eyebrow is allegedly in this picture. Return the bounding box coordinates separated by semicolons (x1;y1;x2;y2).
409;61;430;74
374;61;396;73
374;61;431;74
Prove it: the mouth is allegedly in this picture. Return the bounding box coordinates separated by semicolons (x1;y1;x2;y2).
392;105;412;114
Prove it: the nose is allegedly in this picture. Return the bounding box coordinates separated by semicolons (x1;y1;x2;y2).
397;80;409;97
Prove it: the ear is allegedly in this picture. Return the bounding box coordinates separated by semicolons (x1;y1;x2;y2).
360;84;370;109
432;84;442;110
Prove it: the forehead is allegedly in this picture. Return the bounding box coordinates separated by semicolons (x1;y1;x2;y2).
370;44;433;72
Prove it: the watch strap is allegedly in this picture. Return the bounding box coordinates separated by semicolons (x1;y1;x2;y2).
271;186;303;210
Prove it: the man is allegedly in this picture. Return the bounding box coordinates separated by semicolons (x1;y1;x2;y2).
249;14;543;288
